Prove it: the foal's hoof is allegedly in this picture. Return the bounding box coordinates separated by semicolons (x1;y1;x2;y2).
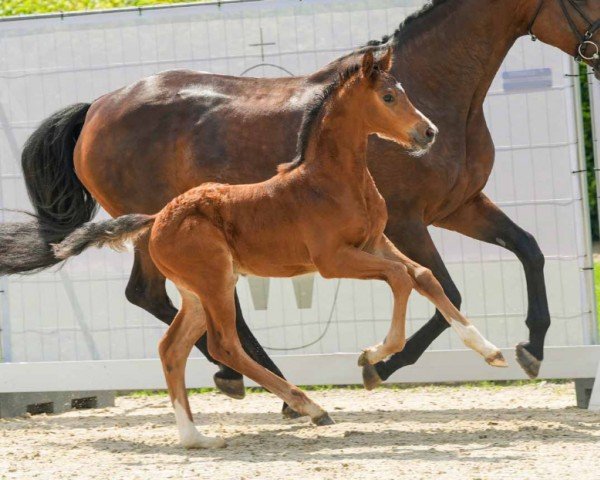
357;350;371;367
282;403;304;419
312;412;335;426
485;350;508;368
362;363;383;391
213;374;245;400
515;342;541;379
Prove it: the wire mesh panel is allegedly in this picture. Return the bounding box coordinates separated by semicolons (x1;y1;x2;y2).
0;0;595;368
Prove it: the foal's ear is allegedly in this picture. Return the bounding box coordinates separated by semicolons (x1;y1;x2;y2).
361;51;375;79
378;47;393;73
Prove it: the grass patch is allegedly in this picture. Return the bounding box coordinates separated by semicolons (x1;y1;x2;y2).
0;0;219;18
594;262;600;332
124;379;570;397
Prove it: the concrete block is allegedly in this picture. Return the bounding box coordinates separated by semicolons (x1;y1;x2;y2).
575;378;595;409
0;391;115;418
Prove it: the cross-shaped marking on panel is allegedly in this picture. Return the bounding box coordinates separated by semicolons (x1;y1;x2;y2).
249;27;276;61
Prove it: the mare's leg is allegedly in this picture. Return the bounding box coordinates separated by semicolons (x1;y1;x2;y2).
366;220;462;388
158;287;225;449
437;193;550;378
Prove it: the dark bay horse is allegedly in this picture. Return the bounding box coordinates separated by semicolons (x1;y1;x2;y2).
2;0;600;409
53;51;506;447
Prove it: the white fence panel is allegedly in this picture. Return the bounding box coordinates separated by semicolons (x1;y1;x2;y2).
0;0;596;388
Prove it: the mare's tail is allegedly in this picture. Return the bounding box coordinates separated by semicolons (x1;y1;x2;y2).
0;103;97;274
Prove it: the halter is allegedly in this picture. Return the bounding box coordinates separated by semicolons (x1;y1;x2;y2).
528;0;600;67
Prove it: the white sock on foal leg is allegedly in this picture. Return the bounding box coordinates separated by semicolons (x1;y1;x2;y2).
450;319;507;367
173;400;226;449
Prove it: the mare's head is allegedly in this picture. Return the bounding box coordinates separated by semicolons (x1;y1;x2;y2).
526;0;600;79
354;48;437;154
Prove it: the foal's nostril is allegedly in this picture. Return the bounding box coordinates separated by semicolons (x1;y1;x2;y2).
425;127;436;140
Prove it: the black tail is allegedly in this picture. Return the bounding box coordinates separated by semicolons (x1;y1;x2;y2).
53;214;155;260
0;103;96;274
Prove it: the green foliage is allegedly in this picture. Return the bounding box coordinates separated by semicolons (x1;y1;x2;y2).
595;262;600;334
0;0;211;17
580;63;598;240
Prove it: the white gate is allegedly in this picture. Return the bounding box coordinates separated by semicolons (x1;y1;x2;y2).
0;0;598;391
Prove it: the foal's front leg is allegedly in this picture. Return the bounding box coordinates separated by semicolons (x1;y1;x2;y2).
375;236;507;367
313;245;414;365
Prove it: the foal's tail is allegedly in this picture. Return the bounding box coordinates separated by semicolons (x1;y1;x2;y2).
52;214;155;260
0;103;96;274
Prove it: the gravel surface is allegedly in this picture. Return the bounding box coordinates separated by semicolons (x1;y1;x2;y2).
0;382;598;479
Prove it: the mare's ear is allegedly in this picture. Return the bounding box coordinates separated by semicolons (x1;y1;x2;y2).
361;51;375;79
378;47;393;73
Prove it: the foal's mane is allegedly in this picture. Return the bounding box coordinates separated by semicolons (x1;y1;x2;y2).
366;0;451;46
278;64;361;173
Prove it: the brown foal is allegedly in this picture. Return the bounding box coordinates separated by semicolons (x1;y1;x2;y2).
54;49;506;448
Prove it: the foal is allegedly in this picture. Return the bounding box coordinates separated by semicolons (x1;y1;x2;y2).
54;49;506;448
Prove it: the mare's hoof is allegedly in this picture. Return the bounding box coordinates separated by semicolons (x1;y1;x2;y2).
515;342;541;379
362;363;382;391
213;374;245;400
313;412;335;426
485;350;508;368
282;404;304;419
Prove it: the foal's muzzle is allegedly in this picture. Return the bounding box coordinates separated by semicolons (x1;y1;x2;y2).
411;122;438;151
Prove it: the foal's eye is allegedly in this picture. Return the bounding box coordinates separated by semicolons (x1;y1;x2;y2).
383;94;394;103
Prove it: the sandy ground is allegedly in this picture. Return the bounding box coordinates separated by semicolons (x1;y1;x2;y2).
0;383;598;480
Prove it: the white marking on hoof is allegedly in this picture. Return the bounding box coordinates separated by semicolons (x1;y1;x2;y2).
486;350;508;368
173;400;226;449
358;344;385;366
450;319;502;361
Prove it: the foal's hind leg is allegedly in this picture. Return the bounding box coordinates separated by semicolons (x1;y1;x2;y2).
152;218;330;426
158;288;225;449
200;280;333;426
127;235;247;398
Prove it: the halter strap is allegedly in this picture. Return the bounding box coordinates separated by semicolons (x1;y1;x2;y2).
559;0;587;43
528;0;600;66
528;0;545;41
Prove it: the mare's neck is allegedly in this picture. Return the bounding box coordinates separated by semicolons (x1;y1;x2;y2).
390;0;532;115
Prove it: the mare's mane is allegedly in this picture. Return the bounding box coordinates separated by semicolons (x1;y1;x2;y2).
366;0;452;46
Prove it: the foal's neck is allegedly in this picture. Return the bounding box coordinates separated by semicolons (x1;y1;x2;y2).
300;89;370;182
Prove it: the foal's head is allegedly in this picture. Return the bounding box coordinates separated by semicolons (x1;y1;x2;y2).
353;49;437;154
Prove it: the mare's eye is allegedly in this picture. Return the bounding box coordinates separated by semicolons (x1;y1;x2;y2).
383;93;394;103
